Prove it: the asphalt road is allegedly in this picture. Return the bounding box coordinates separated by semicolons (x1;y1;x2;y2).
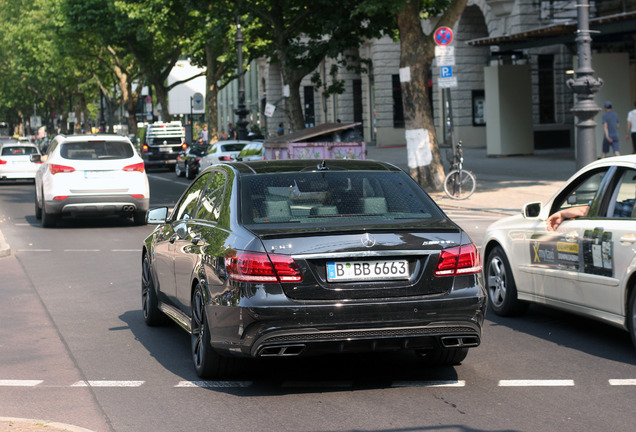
1;170;635;432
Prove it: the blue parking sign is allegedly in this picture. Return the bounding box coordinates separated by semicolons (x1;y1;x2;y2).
441;66;453;78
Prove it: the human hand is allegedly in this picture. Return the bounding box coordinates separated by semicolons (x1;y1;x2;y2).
546;212;563;231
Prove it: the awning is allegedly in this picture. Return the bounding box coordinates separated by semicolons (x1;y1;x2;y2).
467;11;636;50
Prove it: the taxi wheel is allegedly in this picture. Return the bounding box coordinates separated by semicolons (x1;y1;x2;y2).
628;290;636;349
485;246;528;316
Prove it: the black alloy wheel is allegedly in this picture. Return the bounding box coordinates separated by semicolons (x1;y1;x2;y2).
191;283;235;378
141;254;165;326
628;289;636;349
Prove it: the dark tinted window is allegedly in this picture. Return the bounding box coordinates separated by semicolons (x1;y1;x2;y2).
2;146;39;155
175;172;211;220
196;171;226;221
240;171;443;225
60;141;134;160
220;144;246;152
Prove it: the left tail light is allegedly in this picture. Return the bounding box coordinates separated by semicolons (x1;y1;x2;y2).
49;164;75;174
123;162;145;173
226;251;303;283
434;243;481;277
0;159;6;165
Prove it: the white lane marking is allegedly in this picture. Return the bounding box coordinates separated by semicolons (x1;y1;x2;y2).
175;381;253;388
14;223;31;226
609;379;636;386
392;380;465;388
498;380;575;387
71;380;144;387
0;380;43;387
16;249;52;252
64;249;100;252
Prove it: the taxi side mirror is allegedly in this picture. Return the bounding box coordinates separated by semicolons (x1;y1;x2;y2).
523;201;542;218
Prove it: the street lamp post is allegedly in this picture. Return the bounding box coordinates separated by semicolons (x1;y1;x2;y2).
567;0;603;170
235;18;249;141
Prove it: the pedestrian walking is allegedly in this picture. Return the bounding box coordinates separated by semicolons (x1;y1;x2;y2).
228;123;237;140
602;101;620;158
199;124;208;145
626;100;636;153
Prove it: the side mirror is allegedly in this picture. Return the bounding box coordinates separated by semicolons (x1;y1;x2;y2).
30;154;42;163
147;207;169;224
523;201;542;218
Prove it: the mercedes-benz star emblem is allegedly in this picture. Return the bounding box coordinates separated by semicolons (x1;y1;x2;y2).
361;233;376;248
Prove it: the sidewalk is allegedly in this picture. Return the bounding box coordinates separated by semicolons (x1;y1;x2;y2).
366;144;577;216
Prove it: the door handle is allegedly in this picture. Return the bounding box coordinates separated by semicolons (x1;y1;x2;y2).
620;234;636;245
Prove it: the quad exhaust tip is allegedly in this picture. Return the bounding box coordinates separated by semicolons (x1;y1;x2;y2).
440;335;480;348
259;344;306;357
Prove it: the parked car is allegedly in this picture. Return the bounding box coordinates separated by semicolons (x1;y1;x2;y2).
235;141;264;161
0;142;41;181
198;140;248;170
33;134;149;227
482;155;636;347
175;143;208;179
142;159;486;378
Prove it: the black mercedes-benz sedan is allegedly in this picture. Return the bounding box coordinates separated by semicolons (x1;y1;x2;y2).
141;159;486;378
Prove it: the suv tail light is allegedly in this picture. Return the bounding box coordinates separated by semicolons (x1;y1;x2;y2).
142;144;149;153
49;164;75;175
434;243;481;277
123;162;145;173
0;159;6;165
226;251;303;283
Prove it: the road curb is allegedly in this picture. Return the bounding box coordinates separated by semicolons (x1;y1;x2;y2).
0;417;95;432
0;229;11;257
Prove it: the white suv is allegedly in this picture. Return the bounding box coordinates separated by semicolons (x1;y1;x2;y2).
34;134;150;227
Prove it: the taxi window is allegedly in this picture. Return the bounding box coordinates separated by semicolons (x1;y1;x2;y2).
553;169;610;214
607;169;636;218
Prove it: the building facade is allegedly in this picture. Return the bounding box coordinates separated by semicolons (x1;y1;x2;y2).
214;0;636;156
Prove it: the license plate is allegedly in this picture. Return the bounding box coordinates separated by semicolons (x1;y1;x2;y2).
326;259;409;282
158;147;172;152
83;170;112;179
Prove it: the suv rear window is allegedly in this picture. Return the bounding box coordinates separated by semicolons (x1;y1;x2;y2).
2;146;39;156
240;171;444;225
60;141;134;160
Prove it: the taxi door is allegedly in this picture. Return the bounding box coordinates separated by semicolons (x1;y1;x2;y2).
532;168;612;306
574;168;636;321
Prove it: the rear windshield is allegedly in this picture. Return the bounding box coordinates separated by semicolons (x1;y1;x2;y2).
240;171;444;225
220;144;246;152
2;146;39;156
60;141;134;160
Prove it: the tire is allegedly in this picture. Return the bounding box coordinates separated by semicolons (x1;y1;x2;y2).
175;163;184;177
443;169;476;200
628;289;636;349
416;347;468;366
41;199;58;228
141;254;166;326
191;283;236;378
133;210;147;226
485;246;528;316
185;163;195;180
35;193;42;220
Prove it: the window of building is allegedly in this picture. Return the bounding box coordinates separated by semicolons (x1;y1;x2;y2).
538;54;555;124
392;75;405;128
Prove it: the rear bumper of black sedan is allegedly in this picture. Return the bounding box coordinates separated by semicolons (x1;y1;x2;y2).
206;292;486;358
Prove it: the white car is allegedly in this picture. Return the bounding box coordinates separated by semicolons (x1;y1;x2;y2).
0;142;42;181
482;155;636;347
199;140;249;170
34;134;150;227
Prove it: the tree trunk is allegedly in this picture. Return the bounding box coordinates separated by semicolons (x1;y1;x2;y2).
396;1;444;191
283;75;304;132
153;81;169;122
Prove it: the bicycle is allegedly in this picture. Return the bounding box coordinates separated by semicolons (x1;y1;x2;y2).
443;141;476;200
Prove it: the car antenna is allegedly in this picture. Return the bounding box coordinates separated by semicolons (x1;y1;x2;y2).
317;160;329;171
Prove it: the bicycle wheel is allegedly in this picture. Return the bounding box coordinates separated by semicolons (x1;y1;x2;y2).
443;169;476;200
